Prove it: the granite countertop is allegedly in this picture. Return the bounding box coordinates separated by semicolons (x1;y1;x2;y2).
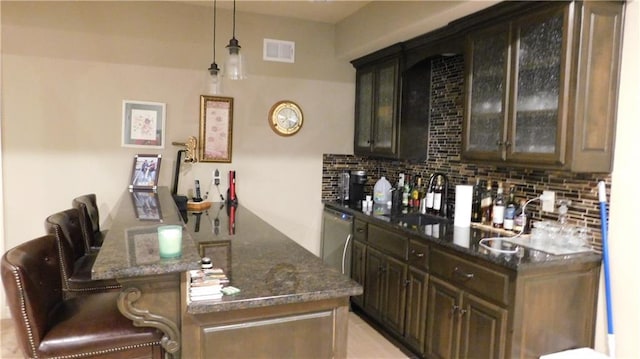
92;187;202;280
184;203;362;314
324;201;601;271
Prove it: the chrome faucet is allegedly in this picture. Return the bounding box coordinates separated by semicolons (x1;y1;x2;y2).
427;173;449;218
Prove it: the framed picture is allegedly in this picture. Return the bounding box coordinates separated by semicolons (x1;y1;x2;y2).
130;191;163;221
129;154;161;191
199;95;233;162
122;100;166;148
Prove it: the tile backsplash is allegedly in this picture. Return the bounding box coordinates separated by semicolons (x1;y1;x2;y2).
322;55;610;250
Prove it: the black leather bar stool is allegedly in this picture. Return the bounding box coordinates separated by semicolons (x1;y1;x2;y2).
1;235;164;358
45;208;120;298
72;193;107;253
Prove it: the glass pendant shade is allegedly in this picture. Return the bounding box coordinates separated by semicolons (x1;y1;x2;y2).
224;37;247;80
208;62;222;94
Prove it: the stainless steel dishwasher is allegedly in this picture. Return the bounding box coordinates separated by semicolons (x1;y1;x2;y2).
321;207;353;277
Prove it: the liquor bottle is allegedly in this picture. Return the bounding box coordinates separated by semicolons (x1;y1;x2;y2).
481;182;493;225
503;185;517;231
402;174;411;208
513;199;531;234
492;182;505;228
471;179;482;223
405;175;414;209
411;177;422;209
432;176;444;216
425;175;435;213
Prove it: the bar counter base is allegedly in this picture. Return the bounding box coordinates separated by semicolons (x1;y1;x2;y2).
181;293;350;359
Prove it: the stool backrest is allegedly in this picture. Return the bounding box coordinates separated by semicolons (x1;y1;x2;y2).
44;208;86;285
1;235;62;357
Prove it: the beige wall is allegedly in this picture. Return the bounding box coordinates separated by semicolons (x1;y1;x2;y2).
2;1;639;357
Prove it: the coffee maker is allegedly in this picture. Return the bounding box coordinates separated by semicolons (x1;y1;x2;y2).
348;170;367;208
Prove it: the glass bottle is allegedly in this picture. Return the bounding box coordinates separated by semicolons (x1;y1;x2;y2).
503;185;517;231
481;182;493;225
471;179;483;223
513;199;531;234
402;174;411;209
425;176;435;213
432;176;444;216
411;177;423;209
492;182;505;228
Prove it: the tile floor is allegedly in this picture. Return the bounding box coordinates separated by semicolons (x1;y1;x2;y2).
1;312;409;358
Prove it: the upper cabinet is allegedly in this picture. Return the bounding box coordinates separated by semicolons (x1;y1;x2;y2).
352;45;432;162
462;1;624;172
354;50;401;158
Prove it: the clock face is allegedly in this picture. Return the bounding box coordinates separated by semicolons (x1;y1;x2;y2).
269;101;303;136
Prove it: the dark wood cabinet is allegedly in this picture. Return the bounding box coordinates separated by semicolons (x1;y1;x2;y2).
351;239;366;308
404;266;429;355
364;247;385;317
462;1;624;172
426;276;507;359
353;46;402;158
352;44;432;161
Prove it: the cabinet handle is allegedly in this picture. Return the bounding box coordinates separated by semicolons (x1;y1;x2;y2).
356;228;365;233
450;305;459;317
504;141;512;148
411;250;425;258
453;267;474;281
495;140;504;147
459;308;468;317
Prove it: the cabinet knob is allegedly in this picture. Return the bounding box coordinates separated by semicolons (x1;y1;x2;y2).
504;141;512;148
453;267;474;281
458;308;468;317
411;250;425;258
356;228;365;233
495;140;504;147
450;305;459;317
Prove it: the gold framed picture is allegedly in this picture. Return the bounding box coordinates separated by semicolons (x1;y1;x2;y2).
199;95;233;162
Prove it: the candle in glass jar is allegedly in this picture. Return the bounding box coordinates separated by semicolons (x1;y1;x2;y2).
157;225;183;258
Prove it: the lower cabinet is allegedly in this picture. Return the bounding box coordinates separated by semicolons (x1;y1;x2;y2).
349;220;600;359
404;266;429;355
351;239;366;308
364;246;408;336
425;276;507;359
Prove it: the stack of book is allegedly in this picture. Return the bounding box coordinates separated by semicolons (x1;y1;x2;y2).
188;268;229;302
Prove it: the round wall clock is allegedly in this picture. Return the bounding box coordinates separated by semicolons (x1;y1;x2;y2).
268;100;303;136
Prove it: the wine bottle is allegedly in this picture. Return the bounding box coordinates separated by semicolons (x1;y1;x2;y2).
425;176;435;213
432;176;444;216
492;182;505;228
471;179;482;223
503;185;517;231
481;182;493;225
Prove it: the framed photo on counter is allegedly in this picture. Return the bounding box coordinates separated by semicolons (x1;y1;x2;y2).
199;95;233;162
129;154;161;191
122;100;166;148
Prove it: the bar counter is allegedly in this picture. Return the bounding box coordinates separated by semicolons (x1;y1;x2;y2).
93;187;361;358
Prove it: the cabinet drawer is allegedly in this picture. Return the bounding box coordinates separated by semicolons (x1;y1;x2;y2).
408;240;429;271
430;248;510;305
368;224;407;260
354;219;368;242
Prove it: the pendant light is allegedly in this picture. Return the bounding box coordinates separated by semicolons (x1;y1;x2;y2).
224;0;247;80
207;0;222;94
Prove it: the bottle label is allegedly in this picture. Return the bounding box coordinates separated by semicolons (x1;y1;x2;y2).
481;197;492;208
492;205;505;225
433;193;442;211
504;218;514;230
426;192;434;209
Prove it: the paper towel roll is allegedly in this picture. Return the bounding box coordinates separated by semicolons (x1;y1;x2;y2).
453;226;470;248
454;185;474;227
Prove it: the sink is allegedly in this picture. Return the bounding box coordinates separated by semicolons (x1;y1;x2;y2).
393;212;448;226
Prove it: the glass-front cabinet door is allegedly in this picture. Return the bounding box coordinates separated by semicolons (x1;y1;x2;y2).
463;5;569;166
463;25;509;160
354;57;400;157
508;9;566;164
355;70;374;152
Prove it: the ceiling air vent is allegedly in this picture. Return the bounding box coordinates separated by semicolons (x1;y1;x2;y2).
263;38;295;63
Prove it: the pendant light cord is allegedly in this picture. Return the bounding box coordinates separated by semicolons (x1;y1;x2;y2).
214;0;217;60
232;0;237;39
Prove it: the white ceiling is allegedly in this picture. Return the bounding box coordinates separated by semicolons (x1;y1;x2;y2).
187;0;372;24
